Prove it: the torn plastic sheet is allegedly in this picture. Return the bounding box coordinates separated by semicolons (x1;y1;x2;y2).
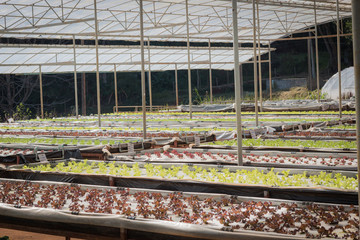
80;141;154;154
0;148;82;165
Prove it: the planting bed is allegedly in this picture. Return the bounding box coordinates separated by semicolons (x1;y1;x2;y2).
273;130;356;138
0;128;195;138
110;148;357;171
326;124;356;130
0;129;217;144
260;129;356;141
35;110;357;120
4;112;355;131
0;136;137;146
3;160;357;204
0;148;44;157
0;110;358;239
17;161;358;190
0;144;82;166
0;113;355;145
0;128;356;150
179;99;356;112
207;139;356;150
0;179;358;240
18;113;353;126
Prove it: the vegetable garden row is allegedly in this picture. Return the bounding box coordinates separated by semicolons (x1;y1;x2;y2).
0;111;358;239
0;179;358;239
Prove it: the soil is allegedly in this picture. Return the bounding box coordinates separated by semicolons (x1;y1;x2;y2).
0;228;84;240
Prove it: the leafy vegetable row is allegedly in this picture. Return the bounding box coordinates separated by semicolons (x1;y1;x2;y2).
0;137;132;146
0;126;236;132
208;139;357;149
23;162;358;190
28;110;355;121
25;117;341;123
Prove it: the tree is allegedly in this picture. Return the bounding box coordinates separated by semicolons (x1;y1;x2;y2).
0;74;37;119
318;23;337;74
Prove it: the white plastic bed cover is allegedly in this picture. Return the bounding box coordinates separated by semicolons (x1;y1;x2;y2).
321;67;355;100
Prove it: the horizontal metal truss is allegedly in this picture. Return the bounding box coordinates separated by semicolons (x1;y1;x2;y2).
0;0;352;43
0;43;273;73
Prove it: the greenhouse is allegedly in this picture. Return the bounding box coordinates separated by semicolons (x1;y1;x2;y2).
0;0;360;239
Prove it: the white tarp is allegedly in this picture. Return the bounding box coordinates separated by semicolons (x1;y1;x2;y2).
321;67;355;100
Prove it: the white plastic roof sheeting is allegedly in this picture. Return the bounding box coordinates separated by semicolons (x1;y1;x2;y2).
0;0;352;43
0;44;270;74
321;66;355;99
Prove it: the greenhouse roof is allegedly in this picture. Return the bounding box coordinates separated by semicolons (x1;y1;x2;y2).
0;0;351;73
0;44;271;74
0;0;352;43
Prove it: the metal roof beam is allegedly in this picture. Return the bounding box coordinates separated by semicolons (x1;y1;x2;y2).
0;59;270;67
0;43;275;52
0;18;95;33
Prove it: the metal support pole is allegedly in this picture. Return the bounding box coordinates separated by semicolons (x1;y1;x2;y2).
252;0;259;126
307;33;313;90
72;35;79;119
208;39;213;104
139;0;147;139
336;0;342;118
314;0;320;102
351;0;360;211
256;0;263;111
185;0;192;119
80;40;86;116
94;0;101;127
81;72;86;116
232;0;243;166
240;64;244;100
147;37;152;112
114;64;118;113
175;64;179;106
39;65;44;119
268;41;272;100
